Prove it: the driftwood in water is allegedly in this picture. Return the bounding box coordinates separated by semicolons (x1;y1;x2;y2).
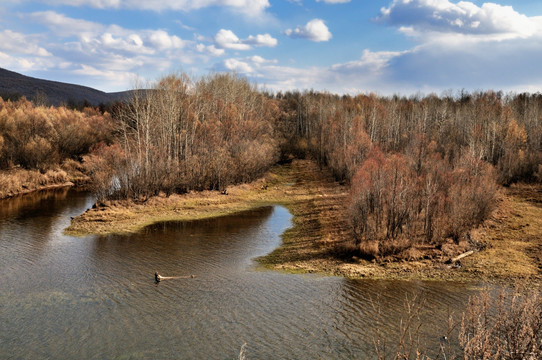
160;275;197;280
155;272;196;283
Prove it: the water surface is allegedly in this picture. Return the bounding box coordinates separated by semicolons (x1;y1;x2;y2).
0;189;481;359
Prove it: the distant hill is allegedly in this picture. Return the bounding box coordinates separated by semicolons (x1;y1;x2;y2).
0;67;131;106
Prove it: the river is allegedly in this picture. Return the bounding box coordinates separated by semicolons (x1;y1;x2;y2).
0;189;483;359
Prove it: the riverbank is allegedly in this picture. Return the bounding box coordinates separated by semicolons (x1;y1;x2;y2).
65;159;323;236
0;161;89;200
66;159;542;284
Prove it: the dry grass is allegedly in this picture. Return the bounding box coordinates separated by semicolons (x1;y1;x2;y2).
0;166;77;199
65;159;326;236
465;184;542;282
66;159;542;284
0;158;90;200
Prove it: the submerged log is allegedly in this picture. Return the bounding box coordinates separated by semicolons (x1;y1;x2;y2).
155;272;196;283
160;275;197;280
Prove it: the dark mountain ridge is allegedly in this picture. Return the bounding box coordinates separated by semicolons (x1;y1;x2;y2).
0;67;131;106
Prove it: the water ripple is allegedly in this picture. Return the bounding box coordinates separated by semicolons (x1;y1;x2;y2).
0;190;486;359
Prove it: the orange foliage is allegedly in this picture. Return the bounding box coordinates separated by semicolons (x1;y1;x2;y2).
0;98;114;171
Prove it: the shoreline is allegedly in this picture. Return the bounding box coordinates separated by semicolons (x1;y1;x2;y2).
0;164;89;200
65;160;311;236
65;159;542;284
0;181;76;200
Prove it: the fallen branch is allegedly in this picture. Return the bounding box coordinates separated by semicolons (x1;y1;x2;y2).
155;272;197;282
160;275;197;280
446;250;474;265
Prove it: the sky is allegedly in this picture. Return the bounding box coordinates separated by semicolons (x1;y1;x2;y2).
2;0;542;95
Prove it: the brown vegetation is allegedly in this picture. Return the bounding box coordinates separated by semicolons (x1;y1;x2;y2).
0;167;72;199
85;73;279;201
261;162;542;283
278;91;541;187
0;98;113;198
459;289;542;359
66;159;330;236
275;90;541;261
348;146;497;258
371;288;541;360
0;98;114;170
68;158;542;283
63;75;542;280
0;72;534;280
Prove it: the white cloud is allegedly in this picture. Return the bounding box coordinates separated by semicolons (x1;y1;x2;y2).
214;29;251;50
197;43;225;56
28;11;189;55
0;30;52;57
211;24;542;95
6;0;542;95
72;64;133;80
222;58;254;73
285;19;332;42
378;0;541;40
148;30;185;51
28;11;103;37
9;11;204;91
175;20;195;31
39;0;270;17
380;37;542;92
214;29;277;50
244;33;277;47
0;51;54;72
331;49;403;74
249;55;277;64
215;55;278;76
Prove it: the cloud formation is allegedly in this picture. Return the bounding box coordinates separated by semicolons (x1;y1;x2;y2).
29;11;187;54
285;19;332;42
197;44;225;56
0;30;51;57
378;0;541;40
14;11;203;90
3;0;542;95
39;0;270;16
216;55;278;75
214;29;277;50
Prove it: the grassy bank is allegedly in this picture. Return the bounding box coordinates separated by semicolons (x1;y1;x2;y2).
65;159;320;236
0;161;89;200
66;159;542;283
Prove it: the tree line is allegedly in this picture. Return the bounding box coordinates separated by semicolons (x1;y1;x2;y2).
275;90;541;257
2;74;541;258
83;73;280;200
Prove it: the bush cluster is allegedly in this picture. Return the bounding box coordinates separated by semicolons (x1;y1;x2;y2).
0;98;114;171
85;73;279;200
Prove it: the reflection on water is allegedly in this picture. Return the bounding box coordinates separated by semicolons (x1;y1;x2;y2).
0;189;483;359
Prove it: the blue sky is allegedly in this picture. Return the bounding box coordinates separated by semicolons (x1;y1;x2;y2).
2;0;542;95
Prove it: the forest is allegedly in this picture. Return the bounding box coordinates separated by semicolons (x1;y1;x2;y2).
1;73;541;260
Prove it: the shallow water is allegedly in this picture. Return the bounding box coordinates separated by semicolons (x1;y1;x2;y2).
0;189;482;359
